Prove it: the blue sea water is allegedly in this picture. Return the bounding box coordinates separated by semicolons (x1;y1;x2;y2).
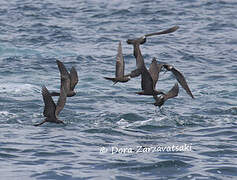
0;0;237;179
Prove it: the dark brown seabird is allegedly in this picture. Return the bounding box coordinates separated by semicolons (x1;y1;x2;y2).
34;86;66;126
147;58;194;99
125;35;164;96
126;26;179;78
127;26;179;45
51;60;78;97
153;83;179;107
104;41;130;84
34;61;70;126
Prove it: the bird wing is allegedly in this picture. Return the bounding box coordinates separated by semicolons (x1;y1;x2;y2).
55;60;70;116
69;66;78;91
42;86;56;118
127;26;179;46
134;45;145;69
55;84;67;116
170;67;194;99
125;68;142;78
145;26;179;37
141;67;154;93
149;58;159;88
56;60;70;93
157;63;163;77
164;83;179;100
115;41;125;77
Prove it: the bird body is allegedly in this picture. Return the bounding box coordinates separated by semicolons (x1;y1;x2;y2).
51;60;78;97
34;85;66;126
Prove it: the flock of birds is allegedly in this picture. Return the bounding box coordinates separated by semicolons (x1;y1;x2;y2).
34;26;194;126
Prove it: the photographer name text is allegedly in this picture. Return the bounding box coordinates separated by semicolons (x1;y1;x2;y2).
99;144;192;154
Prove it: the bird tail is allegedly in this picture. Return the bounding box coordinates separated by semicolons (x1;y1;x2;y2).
104;77;118;85
135;91;144;95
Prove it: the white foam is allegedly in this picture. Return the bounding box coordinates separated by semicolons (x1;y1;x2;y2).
0;111;10;116
0;83;39;95
117;118;129;126
0;111;17;120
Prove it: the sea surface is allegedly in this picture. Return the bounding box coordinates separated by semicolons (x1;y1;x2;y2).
0;0;237;179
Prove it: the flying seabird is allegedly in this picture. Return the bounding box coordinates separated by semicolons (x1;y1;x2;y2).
34;85;67;126
127;26;179;45
153;83;179;107
124;39;163;96
126;26;179;78
34;61;70;126
123;41;145;78
143;56;194;99
51;60;78;97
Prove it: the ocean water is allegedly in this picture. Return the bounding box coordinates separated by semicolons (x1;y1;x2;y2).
0;0;237;179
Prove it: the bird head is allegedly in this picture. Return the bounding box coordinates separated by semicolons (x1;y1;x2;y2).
154;95;165;107
152;57;157;63
127;36;146;45
163;64;173;71
139;36;146;44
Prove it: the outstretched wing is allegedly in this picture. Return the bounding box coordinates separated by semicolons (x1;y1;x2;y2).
42;86;56;118
55;60;70;116
170;67;194;99
149;58;162;89
116;41;125;77
145;26;179;37
134;45;145;69
55;84;67;116
56;60;70;93
125;68;142;78
164;83;179;100
141;67;154;94
127;26;179;45
69;66;78;91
